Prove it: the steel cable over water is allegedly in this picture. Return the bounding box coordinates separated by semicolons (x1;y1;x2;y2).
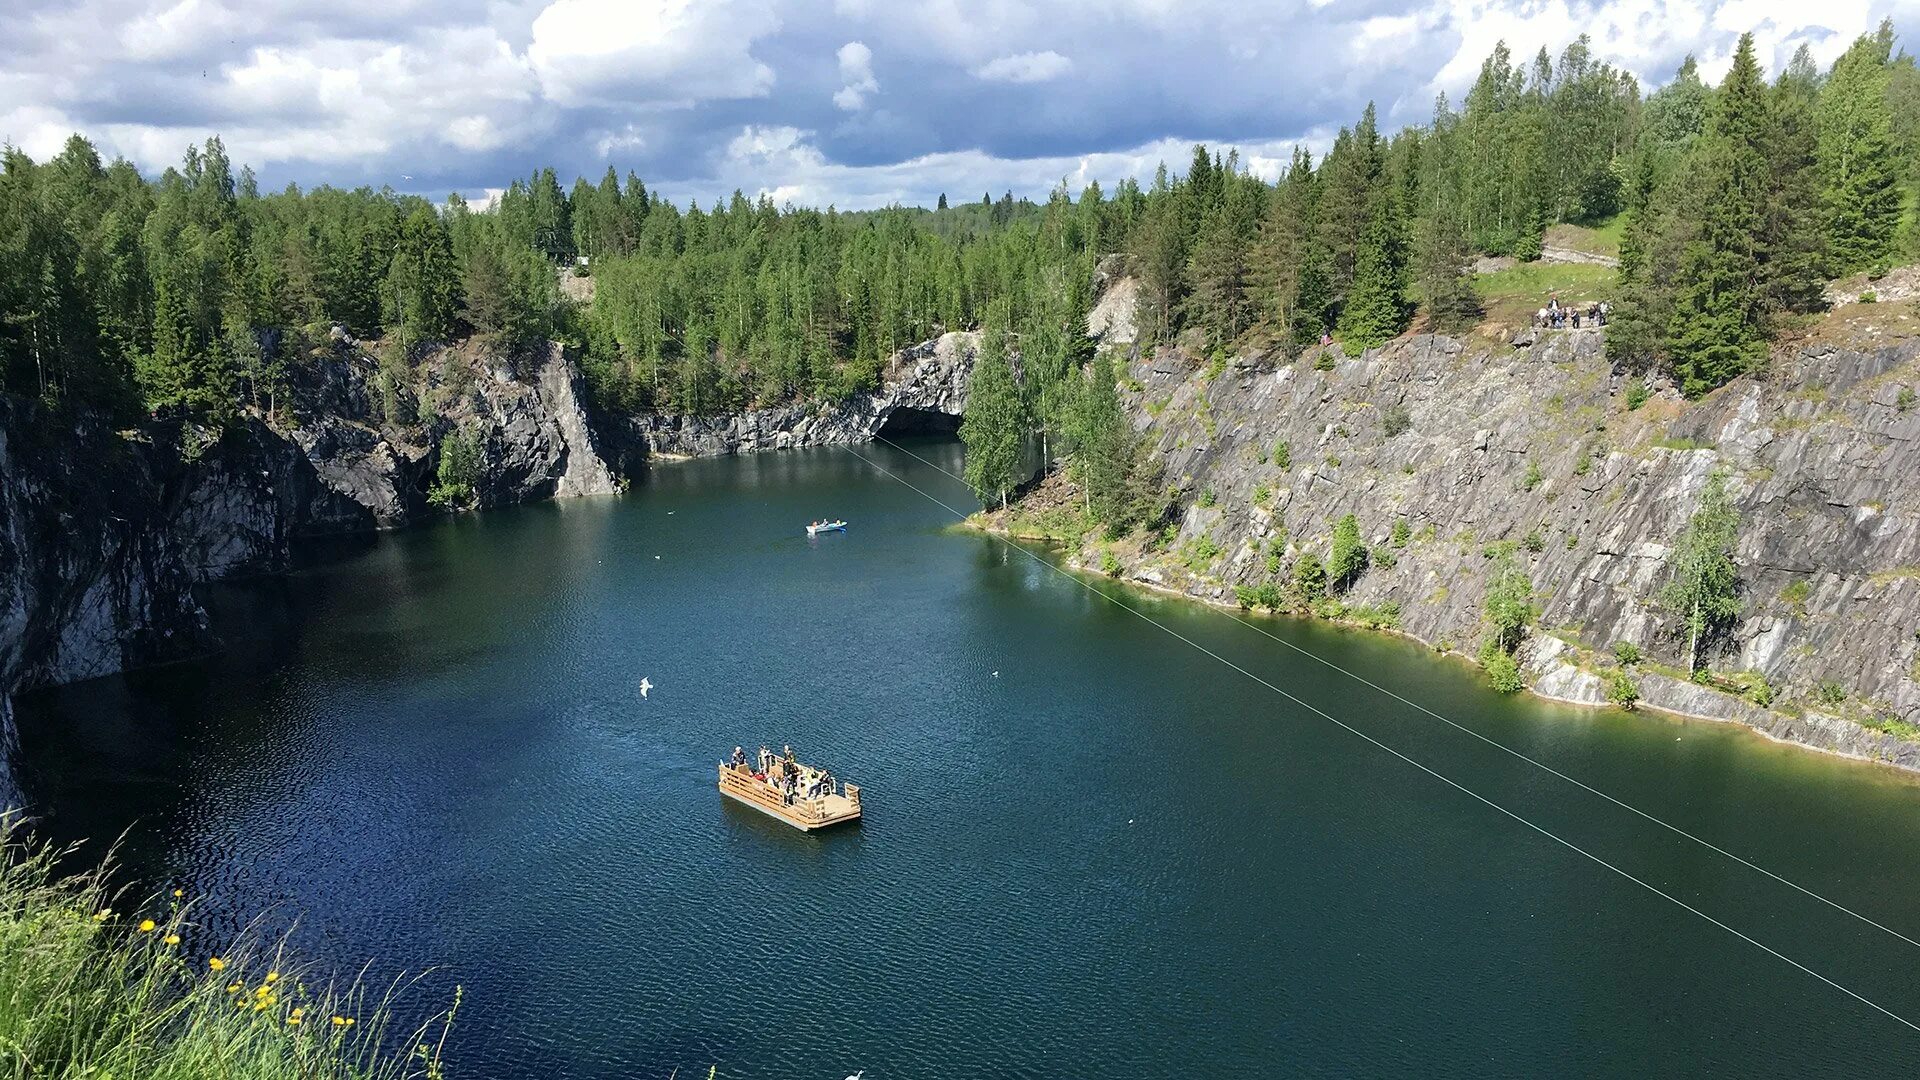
872;435;1920;954
851;435;1920;1037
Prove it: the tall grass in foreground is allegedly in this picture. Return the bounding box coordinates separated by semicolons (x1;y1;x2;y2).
0;811;457;1079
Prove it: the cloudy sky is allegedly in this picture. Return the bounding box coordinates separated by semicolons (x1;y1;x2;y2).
3;0;1916;208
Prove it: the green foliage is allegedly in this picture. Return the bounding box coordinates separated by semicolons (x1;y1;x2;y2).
1380;402;1411;437
1390;517;1411;547
1898;386;1916;411
960;308;1027;509
1814;678;1848;707
1326;513;1368;591
1483;550;1536;654
1185;534;1223;571
1479;639;1525;693
1292;551;1328;603
1661;469;1743;671
1625;382;1651;410
0;814;457;1080
1349;600;1402;629
1196;486;1217;508
1819;30;1904;274
1252;483;1272;505
1613;641;1643;666
1099;549;1123;577
1782;578;1811;615
1605;667;1641;709
428;424;483;511
1521;529;1546;553
1573;451;1592;476
1272;440;1292;469
1521;460;1543;492
1313;351;1336;372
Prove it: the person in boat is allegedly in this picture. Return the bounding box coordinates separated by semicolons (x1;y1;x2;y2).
783;744;795;764
731;746;747;769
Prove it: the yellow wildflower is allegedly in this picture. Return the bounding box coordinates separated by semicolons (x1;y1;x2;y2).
172;888;184;898
253;1000;268;1012
255;985;271;998
227;983;242;993
208;957;226;971
93;909;111;922
265;971;279;983
138;919;157;933
286;1015;302;1026
331;1016;348;1026
164;934;180;945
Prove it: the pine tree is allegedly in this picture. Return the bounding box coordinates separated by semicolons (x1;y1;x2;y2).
1818;29;1903;274
960;307;1026;509
1666;33;1770;397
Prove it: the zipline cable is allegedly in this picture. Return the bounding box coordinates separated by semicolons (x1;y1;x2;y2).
846;436;1920;1036
872;432;1920;954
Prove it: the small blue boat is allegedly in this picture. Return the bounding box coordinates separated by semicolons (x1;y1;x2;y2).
806;520;847;536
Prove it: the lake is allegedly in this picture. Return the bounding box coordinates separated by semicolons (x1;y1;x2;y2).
15;438;1920;1078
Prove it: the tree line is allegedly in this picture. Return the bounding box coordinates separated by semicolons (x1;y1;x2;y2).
4;24;1919;441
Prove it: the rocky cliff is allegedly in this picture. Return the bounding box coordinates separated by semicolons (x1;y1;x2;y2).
1048;287;1920;770
602;331;976;466
0;336;619;705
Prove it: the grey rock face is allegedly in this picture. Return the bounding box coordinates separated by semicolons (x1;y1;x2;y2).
0;340;618;705
1098;321;1920;768
613;332;975;460
0;400;214;695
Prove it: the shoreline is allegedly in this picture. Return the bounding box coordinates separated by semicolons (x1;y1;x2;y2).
970;518;1920;780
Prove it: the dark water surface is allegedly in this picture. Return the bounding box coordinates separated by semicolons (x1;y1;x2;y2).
17;439;1920;1078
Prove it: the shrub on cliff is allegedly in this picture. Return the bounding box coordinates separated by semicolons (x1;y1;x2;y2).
0;813;456;1079
1327;513;1368;592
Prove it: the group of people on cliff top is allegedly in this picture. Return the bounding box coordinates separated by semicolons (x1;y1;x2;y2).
1534;295;1609;330
730;744;838;806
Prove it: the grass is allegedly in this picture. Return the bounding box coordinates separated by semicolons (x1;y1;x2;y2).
0;813;457;1080
1474;261;1617;329
1543;213;1626;259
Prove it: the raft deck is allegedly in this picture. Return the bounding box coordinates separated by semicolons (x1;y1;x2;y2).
718;760;862;831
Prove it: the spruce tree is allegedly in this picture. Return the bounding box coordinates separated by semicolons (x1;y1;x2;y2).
1337;182;1409;351
1761;47;1830;320
960;307;1026;510
1818;30;1903;274
1417;198;1481;335
1666;33;1769;397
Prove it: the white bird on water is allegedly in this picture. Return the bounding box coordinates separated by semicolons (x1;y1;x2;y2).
638;678;653;698
846;1072;864;1080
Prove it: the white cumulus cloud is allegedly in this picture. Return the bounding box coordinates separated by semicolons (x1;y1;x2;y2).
833;41;879;111
528;0;779;108
971;50;1073;84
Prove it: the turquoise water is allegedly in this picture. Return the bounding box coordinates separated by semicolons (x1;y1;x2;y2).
15;438;1920;1078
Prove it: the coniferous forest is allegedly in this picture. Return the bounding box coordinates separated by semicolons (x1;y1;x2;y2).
4;25;1919;443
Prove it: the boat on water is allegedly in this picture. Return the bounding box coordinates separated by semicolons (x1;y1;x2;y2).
718;745;862;831
806;520;847;535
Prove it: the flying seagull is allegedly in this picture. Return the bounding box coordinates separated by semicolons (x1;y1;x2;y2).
638;678;653;698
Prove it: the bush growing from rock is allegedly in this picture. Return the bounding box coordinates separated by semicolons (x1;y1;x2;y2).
1605;668;1640;709
1480;640;1524;693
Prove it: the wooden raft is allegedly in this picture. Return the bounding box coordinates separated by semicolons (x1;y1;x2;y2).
717;759;862;831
